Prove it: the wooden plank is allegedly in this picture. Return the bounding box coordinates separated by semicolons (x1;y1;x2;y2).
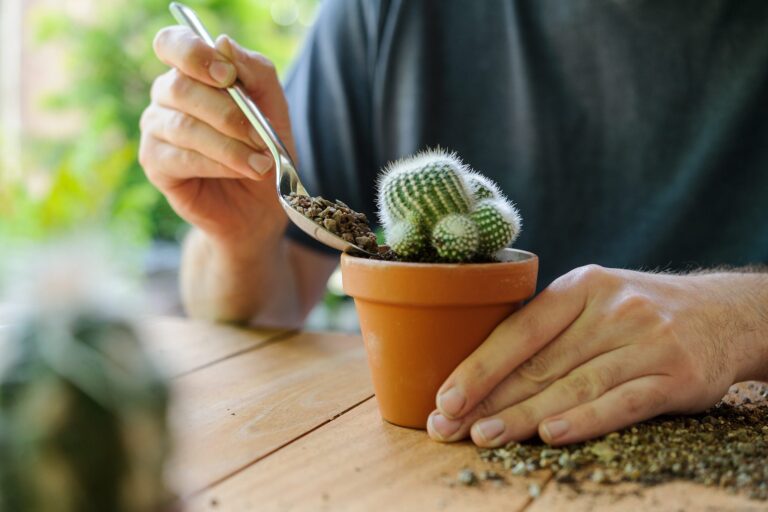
168;331;373;497
185;399;550;512
0;313;287;379
524;480;768;512
139;316;287;378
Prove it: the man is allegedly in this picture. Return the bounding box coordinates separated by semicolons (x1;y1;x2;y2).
138;0;768;448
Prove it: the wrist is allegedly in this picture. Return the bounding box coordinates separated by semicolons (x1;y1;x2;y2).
688;272;768;383
181;224;289;323
199;215;289;266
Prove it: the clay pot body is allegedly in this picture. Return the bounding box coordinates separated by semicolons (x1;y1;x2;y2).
340;248;538;429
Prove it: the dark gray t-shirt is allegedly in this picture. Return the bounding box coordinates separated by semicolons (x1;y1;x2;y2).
284;0;768;287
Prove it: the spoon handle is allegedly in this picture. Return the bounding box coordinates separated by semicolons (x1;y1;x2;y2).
169;2;293;166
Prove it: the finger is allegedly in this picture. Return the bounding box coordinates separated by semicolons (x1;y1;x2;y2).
452;276;677;429
151;69;266;152
513;312;610;390
538;375;673;446
139;133;266;188
436;267;597;420
428;343;666;444
508;288;674;396
214;35;292;136
144;105;272;179
470;306;626;413
467;344;670;447
153;26;236;88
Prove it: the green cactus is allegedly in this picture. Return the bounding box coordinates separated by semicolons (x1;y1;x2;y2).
0;298;172;511
377;149;522;262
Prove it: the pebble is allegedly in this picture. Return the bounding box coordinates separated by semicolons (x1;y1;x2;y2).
476;383;768;501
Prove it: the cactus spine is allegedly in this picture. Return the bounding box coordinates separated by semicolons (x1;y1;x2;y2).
377;149;521;262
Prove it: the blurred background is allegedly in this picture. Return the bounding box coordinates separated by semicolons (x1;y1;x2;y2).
0;0;359;330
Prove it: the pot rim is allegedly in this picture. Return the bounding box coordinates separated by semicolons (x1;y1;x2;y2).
340;248;539;306
341;247;537;268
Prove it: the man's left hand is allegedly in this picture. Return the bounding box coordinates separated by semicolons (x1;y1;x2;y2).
427;265;768;446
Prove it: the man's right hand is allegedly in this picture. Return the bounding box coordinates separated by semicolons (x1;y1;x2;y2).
139;26;297;251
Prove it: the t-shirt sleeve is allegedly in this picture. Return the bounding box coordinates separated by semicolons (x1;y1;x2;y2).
282;0;381;254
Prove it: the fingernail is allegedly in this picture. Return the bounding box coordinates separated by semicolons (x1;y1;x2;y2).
474;418;505;443
542;419;570;441
209;60;235;86
430;413;461;440
437;387;465;417
248;153;272;175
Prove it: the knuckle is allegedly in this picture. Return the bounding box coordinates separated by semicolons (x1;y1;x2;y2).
621;389;644;415
220;137;244;165
576;264;607;283
168;71;192;102
138;132;160;168
554;264;611;292
593;364;621;391
621;386;668;416
579;264;624;292
467;358;489;383
223;102;246;129
513;403;539;424
649;315;678;346
565;372;597;402
178;38;208;71
517;355;552;385
474;397;497;419
252;51;277;73
611;292;657;322
152;27;174;55
138;138;162;187
150;69;175;101
645;386;669;413
518;313;543;347
138;107;151;132
176;145;194;169
168;110;194;135
579;403;599;425
138;137;151;169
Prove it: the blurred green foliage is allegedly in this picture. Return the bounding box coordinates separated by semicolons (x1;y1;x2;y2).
3;0;315;246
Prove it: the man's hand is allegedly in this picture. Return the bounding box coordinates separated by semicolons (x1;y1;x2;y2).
139;27;296;251
139;27;338;325
427;265;768;447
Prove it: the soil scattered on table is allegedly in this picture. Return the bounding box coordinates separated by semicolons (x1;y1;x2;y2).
473;382;768;501
284;193;378;253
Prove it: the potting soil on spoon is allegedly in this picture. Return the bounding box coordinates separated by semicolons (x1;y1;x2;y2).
284;193;378;253
285;192;502;263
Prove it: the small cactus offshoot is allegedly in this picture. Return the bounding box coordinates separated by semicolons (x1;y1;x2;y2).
377;149;521;262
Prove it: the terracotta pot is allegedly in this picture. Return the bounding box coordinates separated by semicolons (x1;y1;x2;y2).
340;248;538;429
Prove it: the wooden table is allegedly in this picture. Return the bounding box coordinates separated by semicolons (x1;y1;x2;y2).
138;317;767;511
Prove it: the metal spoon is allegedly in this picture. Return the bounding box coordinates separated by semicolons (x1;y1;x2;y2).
169;2;377;256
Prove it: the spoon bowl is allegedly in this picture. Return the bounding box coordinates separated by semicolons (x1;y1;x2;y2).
169;2;378;256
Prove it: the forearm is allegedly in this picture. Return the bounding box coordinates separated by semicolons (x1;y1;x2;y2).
689;270;768;382
180;228;317;327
